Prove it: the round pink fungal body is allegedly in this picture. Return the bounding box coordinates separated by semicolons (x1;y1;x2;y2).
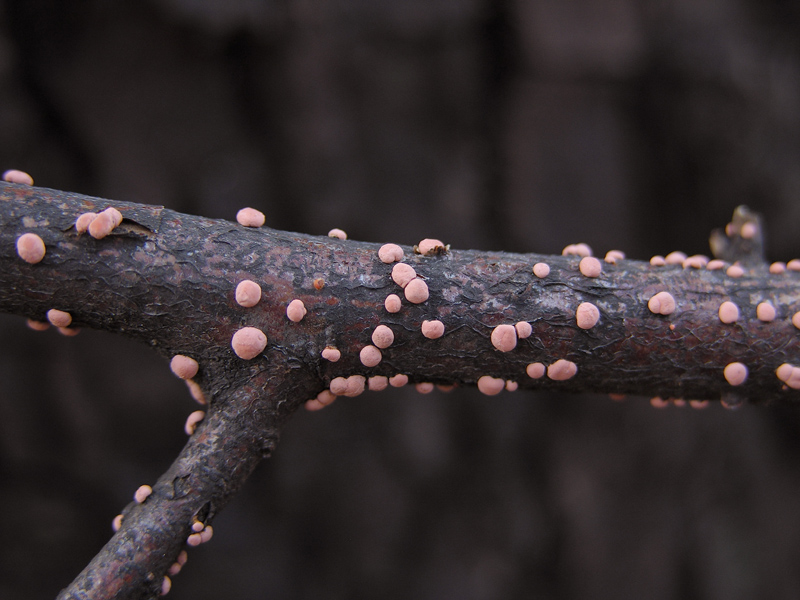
421;319;445;339
770;262;787;274
526;363;545;379
793;312;800;330
726;264;744;278
576;302;600;329
330;377;348;396
515;321;532;339
505;380;518;392
105;207;123;227
112;514;123;532
415;382;435;394
562;243;592;257
404;278;429;304
532;262;550;278
723;362;748;386
389;374;408;387
391;263;417;288
650;255;666;266
378;243;404;263
477;375;505;396
161;576;172;596
579;256;602;278
665;251;687;265
372;324;395;348
384;294;402;313
231;327;267;359
286;299;307;322
604;250;625;264
316;390;337;406
26;319;49;331
718;301;740;324
682;255;708;269
706;259;726;270
788;259;800;271
417;238;445;255
170;355;199;379
369;376;389;391
360;345;382;367
647;291;676;316
344;375;366;397
328;228;347;240
235;280;262;307
236;207;266;227
3;169;33;185
740;222;757;239
16;233;46;264
47;309;72;328
186;380;206;405
75;212;98;233
134;485;152;504
491;324;517;352
756;302;776;322
184;410;205;435
547;359;578;381
321;346;341;362
88;209;116;239
58;326;80;337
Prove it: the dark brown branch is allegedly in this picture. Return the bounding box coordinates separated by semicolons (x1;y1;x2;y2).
1;182;799;598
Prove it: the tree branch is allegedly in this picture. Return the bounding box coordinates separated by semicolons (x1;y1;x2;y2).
2;181;799;598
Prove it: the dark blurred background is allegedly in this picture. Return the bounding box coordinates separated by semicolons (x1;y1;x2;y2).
2;1;800;598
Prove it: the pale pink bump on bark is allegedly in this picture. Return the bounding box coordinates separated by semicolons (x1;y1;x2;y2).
436;384;456;392
26;319;49;331
718;301;740;324
304;398;328;412
776;363;800;389
726;264;744;278
756;302;776;322
417;238;445;255
788;259;800;271
161;576;172;596
236;207;266;227
2;169;33;185
477;375;505;396
134;485;153;504
360;345;382;367
378;243;404;263
112;514;123;532
321;346;341;362
575;302;600;329
650;396;669;409
547;359;578;381
231;326;267;359
344;375;366;397
562;243;592;257
647;291;676;316
532;262;550;278
329;377;349;396
404;278;429;304
490;324;517;352
105;207;123;227
186;533;203;547
192;520;205;533
88;209;116;239
184;410;205;435
770;262;787;274
689;399;709;409
665;251;687;264
235;280;262;307
682;255;708;269
723;362;748;386
286;299;307;322
421;319;445;339
372;324;395;348
46;309;72;328
16;233;46;264
740;222;758;239
328;228;347;240
58;326;80;337
515;321;532;339
526;362;546;379
170;355;199;380
384;294;402;313
389;374;409;387
199;525;214;544
505;380;519;392
604;250;625;264
186;379;206;404
391;263;417;288
368;376;389;392
793;312;800;330
706;259;726;270
579;256;602;278
317;390;337;405
75;212;98;233
650;255;666;266
415;382;435;394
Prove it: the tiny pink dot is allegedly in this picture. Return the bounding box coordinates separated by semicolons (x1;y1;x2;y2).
650;396;669;409
47;309;72;328
372;325;395;348
389;374;409;387
415;382;435;394
384;294;402;313
417;238;445;255
170;355;199;379
723;362;748;386
490;324;517;352
421;319;445;339
404;279;429;304
532;262;550;278
3;169;33;185
477;375;505;396
286;299;307;322
579;256;602;278
526;363;545;379
391;263;417;288
718;301;739;324
231;327;267;359
16;233;46;264
515;321;532;339
236;207;266;227
360;345;382;367
321;347;341;362
547;359;577;381
575;302;600;329
235;280;262;307
378;243;404;263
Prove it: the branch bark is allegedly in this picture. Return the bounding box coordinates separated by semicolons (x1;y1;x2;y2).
1;182;798;598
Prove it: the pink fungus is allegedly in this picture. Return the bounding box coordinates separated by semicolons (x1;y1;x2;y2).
793;312;800;330
689;400;709;410
231;327;267;359
88;210;116;239
647;291;676;316
421;319;445;339
723;362;748;386
170;355;199;379
112;514;123;532
384;294;402;313
236;207;265;227
47;309;72;328
391;263;417;288
235;280;262;307
389;374;409;387
304;398;327;412
199;526;214;544
490;324;517;352
106;207;123;227
161;577;172;596
609;393;626;401
718;301;739;324
16;233;46;264
650;396;669;409
505;380;518;392
726;264;744;278
2;169;33;185
372;325;395;348
344;375;366;397
134;485;152;504
187;533;203;547
477;375;505;396
378;243;404;263
579;256;602;278
26;319;49;331
321;346;341;362
368;376;389;391
547;359;578;381
526;363;545;379
575;302;600;329
562;243;592;257
329;377;348;396
192;521;204;533
740;222;757;239
317;390;337;405
328;228;347;240
665;251;687;264
776;363;800;389
532;262;550;278
682;255;709;269
650;255;666;266
515;321;532;339
286;299;307;322
186;380;206;404
706;259;726;270
313;278;325;290
437;384;456;392
184;410;205;435
404;278;429;304
770;262;787;274
416;382;435;394
604;250;625;264
75;212;98;233
417;238;445;255
756;302;776;322
58;327;80;337
788;259;800;271
360;345;382;367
